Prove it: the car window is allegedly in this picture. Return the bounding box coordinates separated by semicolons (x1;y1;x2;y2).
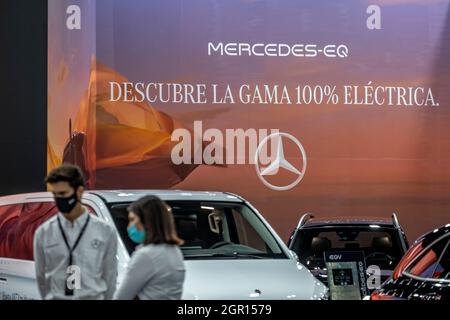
433;240;450;280
107;201;287;259
393;239;425;280
291;227;404;270
0;202;58;260
405;236;450;279
0;202;96;261
231;208;266;252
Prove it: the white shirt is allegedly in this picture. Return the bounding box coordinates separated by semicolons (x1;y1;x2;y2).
33;210;118;300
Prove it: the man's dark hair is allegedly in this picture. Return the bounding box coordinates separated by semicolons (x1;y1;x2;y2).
44;164;86;189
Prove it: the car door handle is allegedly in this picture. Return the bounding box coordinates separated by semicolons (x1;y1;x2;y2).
0;277;7;284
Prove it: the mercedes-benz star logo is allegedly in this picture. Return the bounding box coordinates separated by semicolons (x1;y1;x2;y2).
254;132;307;191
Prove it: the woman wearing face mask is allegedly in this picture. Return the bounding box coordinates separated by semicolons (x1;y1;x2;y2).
113;195;185;300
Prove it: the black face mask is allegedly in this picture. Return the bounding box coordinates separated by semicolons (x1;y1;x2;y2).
55;191;79;214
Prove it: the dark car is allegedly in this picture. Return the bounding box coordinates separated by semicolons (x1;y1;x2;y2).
371;223;450;301
287;213;409;290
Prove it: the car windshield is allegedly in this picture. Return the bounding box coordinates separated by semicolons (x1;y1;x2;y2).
107;200;287;260
291;226;404;271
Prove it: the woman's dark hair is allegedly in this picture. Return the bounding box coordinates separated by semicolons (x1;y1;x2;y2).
44;164;85;189
128;195;183;246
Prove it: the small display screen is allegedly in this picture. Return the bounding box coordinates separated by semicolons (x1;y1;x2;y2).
332;268;354;286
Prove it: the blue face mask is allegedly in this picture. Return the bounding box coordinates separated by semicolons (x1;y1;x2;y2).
127;223;146;244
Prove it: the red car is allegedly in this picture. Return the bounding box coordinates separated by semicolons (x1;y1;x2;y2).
371;223;450;300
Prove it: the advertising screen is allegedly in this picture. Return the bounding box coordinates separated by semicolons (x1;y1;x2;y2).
48;0;450;241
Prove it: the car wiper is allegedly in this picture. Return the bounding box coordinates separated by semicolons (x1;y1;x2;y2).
184;252;265;259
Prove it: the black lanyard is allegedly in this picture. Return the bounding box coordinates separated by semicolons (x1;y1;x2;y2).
57;214;91;296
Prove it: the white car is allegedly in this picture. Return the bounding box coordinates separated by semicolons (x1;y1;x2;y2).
0;190;328;300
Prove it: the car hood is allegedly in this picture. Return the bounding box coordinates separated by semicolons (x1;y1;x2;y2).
182;259;328;300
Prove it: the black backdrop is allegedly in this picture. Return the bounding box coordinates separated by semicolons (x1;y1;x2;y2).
0;0;47;196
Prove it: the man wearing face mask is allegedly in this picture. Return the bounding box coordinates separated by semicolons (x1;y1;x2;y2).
33;164;118;300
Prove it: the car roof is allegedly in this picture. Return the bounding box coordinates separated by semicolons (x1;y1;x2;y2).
0;190;244;205
88;190;244;203
302;216;395;228
416;223;450;246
